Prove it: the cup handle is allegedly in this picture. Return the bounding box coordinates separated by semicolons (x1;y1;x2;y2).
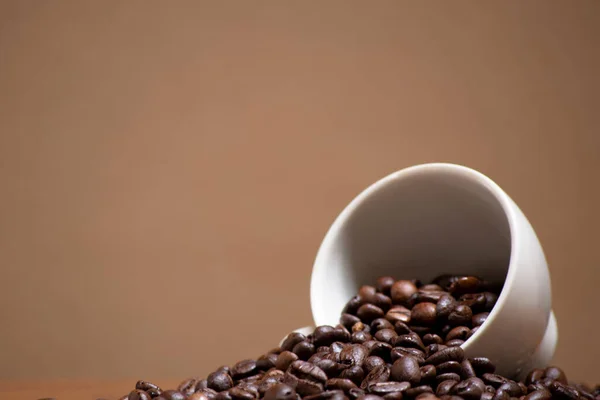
279;326;315;347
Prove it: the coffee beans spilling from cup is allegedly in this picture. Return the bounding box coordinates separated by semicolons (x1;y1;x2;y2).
121;275;598;400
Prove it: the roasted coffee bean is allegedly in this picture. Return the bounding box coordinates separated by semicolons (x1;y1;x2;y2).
352;331;373;344
334;326;352;343
361;365;390;389
393;321;412;335
461;359;476;379
257;354;278;370
436;373;461;383
377;276;395;295
357;304;385;323
275;351;299;371
453;377;485;400
189;392;215;400
305;390;348;400
331;342;346;357
363;356;386;373
421;284;443;291
436;380;458;396
348;388;366;400
425;344;447;358
372;319;395;332
410;325;432;335
466;326;479;339
390;347;425;364
482;292;499;310
405;386;434;398
390;356;421;385
289;360;328;383
263;384;297;400
472;312;489;327
459;293;487;313
128;390;152;400
483;374;509;388
415;394;439;400
544;366;568;384
392;333;425;351
359;286;377;301
485;385;496;393
177;378;199;396
283;373;324;396
340;366;366;386
312;358;341;378
497;381;522;397
196;380;210;391
372;293;393;311
340;344;369;367
281;333;306;352
352;322;370;333
136;381;162;396
549;382;579;400
231;360;258;380
436;295;456;320
327;378;359;393
367;382;411;396
229;387;257;400
315;326;338;347
374;329;397;344
445;326;470;342
439;396;465;400
481;393;494;400
161;391;186;400
523;390;552;400
518;383;528;396
440;325;453;336
382;393;403;400
437;361;462;375
356;395;381;400
208;370;234;392
447;305;472;326
425;346;465;365
411;291;447;304
215;391;232;400
410;302;437;326
391;280;418;305
342;314;362;330
448;276;482;296
364;341;392;360
420;365;436;384
445;339;464;347
422;334;443;345
293;341;315;360
386;307;412;325
470;357;495;375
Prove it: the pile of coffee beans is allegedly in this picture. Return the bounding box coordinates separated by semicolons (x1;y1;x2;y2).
121;276;599;400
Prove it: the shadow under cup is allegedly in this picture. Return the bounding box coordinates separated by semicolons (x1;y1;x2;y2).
311;166;512;326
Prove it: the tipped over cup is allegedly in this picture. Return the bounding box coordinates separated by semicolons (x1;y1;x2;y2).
295;163;557;379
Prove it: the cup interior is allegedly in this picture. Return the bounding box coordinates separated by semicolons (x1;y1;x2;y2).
311;164;513;326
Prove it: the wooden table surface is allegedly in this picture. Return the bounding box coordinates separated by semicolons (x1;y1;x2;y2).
0;379;181;400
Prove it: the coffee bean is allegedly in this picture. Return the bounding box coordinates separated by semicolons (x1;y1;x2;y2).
315;326;338;347
136;381;162;396
283;373;324;396
422;334;443;345
231;360;258;380
263;383;297;400
544;366;568;384
436;373;461;383
421;284;443;291
352;331;373;344
313;358;341;378
482;292;498;310
461;359;476;379
257;354;278;370
363;356;385;373
391;280;418;305
372;319;395;332
291;341;314;361
128;391;152;400
459;293;487;313
453;377;485;400
498;381;522;397
437;361;462;375
281;332;306;352
439;396;464;400
393;321;412;335
425;344;447;358
357;304;385;323
420;365;436;384
177;378;199;396
436;380;458;396
445;339;464;347
367;382;411;396
448;276;482;296
364;340;392;360
331;342;345;358
386;307;412;325
405;386;434;398
410;325;433;335
392;333;425;351
390;347;425;364
348;388;366;400
276;351;299;371
327;378;359;393
523;390;552;400
340;344;369;367
196;380;210;391
340;366;366;386
425;346;465;365
411;291;447;304
305;390;348;400
445;326;470;342
481;393;494;400
466;326;479;339
359;286;377;301
356;395;381;400
161;391;186;400
229;387;257;400
447;304;472;326
483;374;509;388
374;329;397;344
208;371;234;392
376;277;395;295
342;314;362;330
467;357;494;376
289;360;328;383
472;312;489;327
361;364;390;389
372;293;393;311
390;356;421;385
335;326;353;343
189;392;215;400
415;394;439;400
411;302;437;326
344;296;364;315
215;391;232;400
550;382;579;400
352;322;370;333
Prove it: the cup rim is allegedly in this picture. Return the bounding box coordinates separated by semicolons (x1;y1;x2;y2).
311;163;522;341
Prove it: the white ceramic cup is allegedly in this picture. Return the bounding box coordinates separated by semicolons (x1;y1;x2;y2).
297;163;557;379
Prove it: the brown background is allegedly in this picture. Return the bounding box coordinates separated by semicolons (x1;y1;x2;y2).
1;0;599;387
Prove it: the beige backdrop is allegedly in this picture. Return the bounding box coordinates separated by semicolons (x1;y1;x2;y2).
1;0;599;385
